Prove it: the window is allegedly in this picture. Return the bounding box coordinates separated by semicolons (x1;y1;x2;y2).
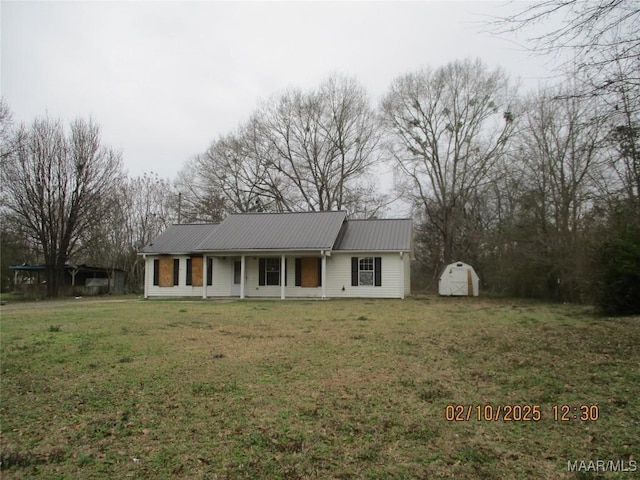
351;257;382;287
359;257;374;286
233;261;241;285
259;258;286;286
265;258;280;285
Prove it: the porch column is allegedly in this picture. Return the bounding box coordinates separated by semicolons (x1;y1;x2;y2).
202;255;208;299
240;255;245;299
143;255;149;299
280;254;286;300
321;252;327;299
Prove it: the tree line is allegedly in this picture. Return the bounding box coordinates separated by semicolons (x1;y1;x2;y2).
1;0;638;313
0;110;175;298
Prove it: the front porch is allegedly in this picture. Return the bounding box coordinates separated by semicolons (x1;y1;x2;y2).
202;253;328;300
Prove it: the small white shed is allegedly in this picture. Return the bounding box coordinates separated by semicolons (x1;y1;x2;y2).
438;261;479;296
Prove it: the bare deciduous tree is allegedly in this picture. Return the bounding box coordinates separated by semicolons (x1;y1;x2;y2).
183;75;385;217
381;58;515;270
0;98;13;161
257;75;382;213
606;59;640;201
80;172;178;292
492;1;640;99
502;88;608;300
1;117;123;297
182;118;280;216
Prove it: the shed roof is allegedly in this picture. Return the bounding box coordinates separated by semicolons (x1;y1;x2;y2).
9;263;125;273
139;223;217;254
196;211;347;251
335;219;413;251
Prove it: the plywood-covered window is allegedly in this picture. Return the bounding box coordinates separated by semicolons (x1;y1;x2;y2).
186;256;203;286
295;257;322;287
157;257;176;287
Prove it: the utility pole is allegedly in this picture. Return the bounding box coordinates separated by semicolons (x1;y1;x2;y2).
177;192;182;224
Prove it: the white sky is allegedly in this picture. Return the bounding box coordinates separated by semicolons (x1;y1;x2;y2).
1;1;552;181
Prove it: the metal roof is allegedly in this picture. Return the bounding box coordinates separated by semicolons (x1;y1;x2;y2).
9;264;125;272
196;211;347;251
139;213;413;254
334;218;413;251
139;224;218;254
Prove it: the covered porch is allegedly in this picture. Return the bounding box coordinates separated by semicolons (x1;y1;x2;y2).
201;252;329;300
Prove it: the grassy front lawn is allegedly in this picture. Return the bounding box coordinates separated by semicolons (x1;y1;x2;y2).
1;297;638;479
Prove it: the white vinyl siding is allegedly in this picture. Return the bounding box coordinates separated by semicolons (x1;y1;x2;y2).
145;256;198;297
248;255;324;298
145;256;234;297
145;252;407;299
404;254;411;296
326;253;405;298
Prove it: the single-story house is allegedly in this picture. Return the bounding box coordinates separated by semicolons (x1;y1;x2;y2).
139;211;413;299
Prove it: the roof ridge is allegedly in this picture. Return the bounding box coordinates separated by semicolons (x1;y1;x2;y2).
228;210;347;216
170;222;219;226
347;217;412;221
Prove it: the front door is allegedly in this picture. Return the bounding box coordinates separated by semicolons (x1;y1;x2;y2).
230;259;242;296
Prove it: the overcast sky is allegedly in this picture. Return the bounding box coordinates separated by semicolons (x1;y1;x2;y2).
1;1;553;181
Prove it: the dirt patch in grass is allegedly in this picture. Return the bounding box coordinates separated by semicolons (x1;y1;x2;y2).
1;298;638;479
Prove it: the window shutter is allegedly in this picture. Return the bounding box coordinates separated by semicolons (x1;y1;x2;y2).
173;259;180;286
153;259;159;286
351;257;358;286
259;258;265;286
295;258;302;286
285;258;288;286
233;261;241;285
317;257;322;286
186;258;192;285
207;258;213;286
375;257;382;286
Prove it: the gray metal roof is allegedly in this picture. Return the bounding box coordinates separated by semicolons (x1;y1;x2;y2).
139;224;217;254
197;211;347;251
140;213;413;254
334;219;413;251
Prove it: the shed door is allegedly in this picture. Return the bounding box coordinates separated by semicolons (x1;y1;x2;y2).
301;257;319;288
450;268;469;296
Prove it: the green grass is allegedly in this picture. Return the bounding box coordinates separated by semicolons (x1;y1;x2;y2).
0;292;31;303
1;297;638;479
